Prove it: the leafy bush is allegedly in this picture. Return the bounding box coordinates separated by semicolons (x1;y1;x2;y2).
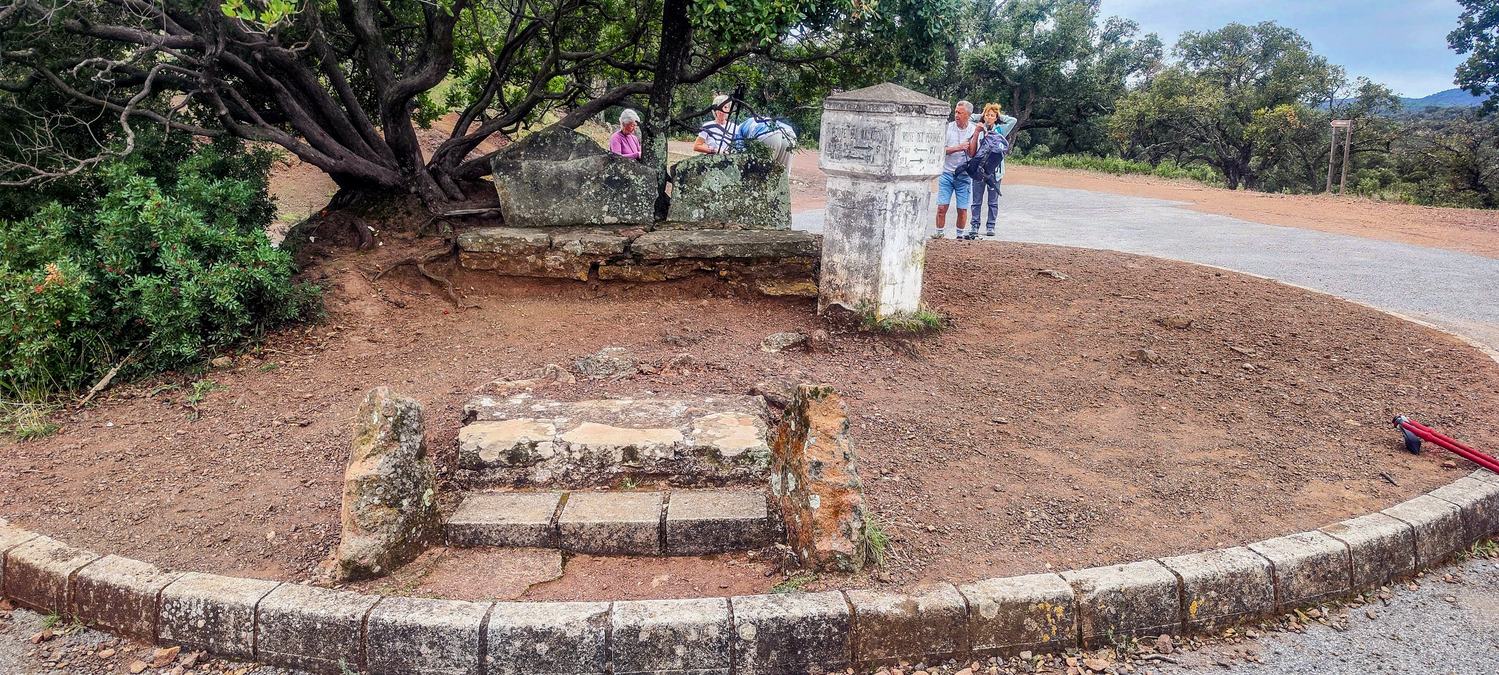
0;138;318;398
1010;153;1222;186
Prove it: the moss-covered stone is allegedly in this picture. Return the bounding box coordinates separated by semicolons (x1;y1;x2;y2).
490;127;657;228
668;153;792;229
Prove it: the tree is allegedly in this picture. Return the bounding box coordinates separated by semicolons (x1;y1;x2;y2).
950;0;1161;153
1450;0;1499;114
0;0;943;215
1109;22;1342;189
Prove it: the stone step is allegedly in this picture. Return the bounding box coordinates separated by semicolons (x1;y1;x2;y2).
459;394;771;487
444;490;774;556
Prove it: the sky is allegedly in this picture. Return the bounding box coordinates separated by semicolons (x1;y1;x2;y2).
1099;0;1469;98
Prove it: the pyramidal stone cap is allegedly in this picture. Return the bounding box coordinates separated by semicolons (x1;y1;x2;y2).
824;83;950;116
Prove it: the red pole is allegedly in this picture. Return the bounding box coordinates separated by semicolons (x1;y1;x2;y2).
1396;418;1499;473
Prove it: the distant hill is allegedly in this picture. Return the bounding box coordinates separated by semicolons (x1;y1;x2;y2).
1399;88;1490;109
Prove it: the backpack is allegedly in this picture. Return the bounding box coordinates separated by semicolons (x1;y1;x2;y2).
958;131;1010;176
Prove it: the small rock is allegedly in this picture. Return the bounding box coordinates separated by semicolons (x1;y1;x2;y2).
1155;634;1174;655
29;629;53;643
1229;345;1255;356
150;646;181;668
98;649;116;659
1083;658;1109;672
1037;269;1069;280
128;662;148;675
761;331;809;353
1019;651;1033;660
1365;608;1377;619
1131;348;1163;364
1445;595;1457;603
1442;460;1457;469
664;353;696;374
1155;314;1194;329
573;346;639;379
210;355;234;369
808;328;831;351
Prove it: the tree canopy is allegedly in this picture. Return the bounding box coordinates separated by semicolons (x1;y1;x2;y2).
1450;0;1499;114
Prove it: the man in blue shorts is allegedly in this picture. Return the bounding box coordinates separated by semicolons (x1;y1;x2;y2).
934;100;979;239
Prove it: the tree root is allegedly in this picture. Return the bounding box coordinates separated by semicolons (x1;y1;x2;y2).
372;244;477;310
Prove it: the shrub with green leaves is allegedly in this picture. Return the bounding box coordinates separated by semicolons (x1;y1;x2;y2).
0;138;318;397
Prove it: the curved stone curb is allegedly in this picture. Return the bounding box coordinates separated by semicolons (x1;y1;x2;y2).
3;264;1498;673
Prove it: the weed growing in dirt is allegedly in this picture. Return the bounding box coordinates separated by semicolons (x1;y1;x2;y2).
186;379;223;405
1471;538;1498;559
860;306;947;334
41;612;61;630
618;475;639;490
862;518;891;567
338;659;359;675
257;362;280;372
2;397;58;440
772;572;817;594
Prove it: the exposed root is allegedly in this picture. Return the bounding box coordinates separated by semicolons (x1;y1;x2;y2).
372;244;477;310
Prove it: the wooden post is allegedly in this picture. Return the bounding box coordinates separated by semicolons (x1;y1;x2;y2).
1326;125;1337;194
1339;119;1354;195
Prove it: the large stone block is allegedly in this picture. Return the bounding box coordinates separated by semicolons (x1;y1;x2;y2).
1320;513;1415;590
665;491;773;555
1246;531;1350;609
957;573;1075;657
158;573;280;659
1383;495;1466;568
631;230;817;260
460;394;772;486
1060;561;1180;647
771;385;868;572
1159;547;1274;631
611;597;732;675
1428;477;1499;543
0;520;38;603
2;536;99;613
485;601;610;675
729;592;851;674
1471;469;1499;485
445;491;562;548
667;153;791;229
365;596;490;675
490;127;656;228
71;555;182;640
846;583;968;666
556;491;662;555
335;387;440;581
256;584;380;674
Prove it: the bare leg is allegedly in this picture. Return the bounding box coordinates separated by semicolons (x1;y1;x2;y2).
935;204;949;231
956;208;968;233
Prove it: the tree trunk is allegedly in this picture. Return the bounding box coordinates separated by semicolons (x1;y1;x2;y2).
643;0;693;221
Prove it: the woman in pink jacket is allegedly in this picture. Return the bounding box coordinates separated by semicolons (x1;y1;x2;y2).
609;109;642;160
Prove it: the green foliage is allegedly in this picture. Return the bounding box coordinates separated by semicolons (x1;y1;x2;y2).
0;136;318;398
1450;0;1499;114
860;306;947;334
2;398;59;441
861;518;890;567
771;572;818;593
1011;153;1221;185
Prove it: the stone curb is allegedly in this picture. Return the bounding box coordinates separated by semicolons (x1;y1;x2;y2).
4;473;1498;673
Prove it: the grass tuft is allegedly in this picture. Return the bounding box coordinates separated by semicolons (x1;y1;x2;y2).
859;306;947;334
772;572;817;594
2;397;59;441
862;518;891;568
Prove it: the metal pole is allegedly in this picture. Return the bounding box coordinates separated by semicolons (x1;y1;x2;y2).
1326;125;1336;194
1339;120;1353;195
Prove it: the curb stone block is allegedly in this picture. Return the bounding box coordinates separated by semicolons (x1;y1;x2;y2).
158;573;280;659
611;597;732;675
1061;561;1179;647
665;491;772;555
0;521;40;601
1428;477;1499;543
255;583;380;674
485;601;610;675
445;492;562;548
2;536;100;613
1159;547;1274;631
365;596;491;675
71;555;182;640
1319;513;1415;590
1246;531;1349;609
1470;469;1499;485
846;582;968;666
730;591;851;674
957;573;1075;657
1382;495;1466;569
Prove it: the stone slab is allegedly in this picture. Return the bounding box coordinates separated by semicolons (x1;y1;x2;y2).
1471;469;1499;485
158;572;280;659
0;521;38;600
71;555;182;640
490;127;657;228
1428;477;1499;543
365;596;491;675
2;536;99;613
552;228;634;256
557;491;663;555
611;597;732;675
256;583;380;673
630;230;819;260
485;601;610;675
846;583;968;666
1246;531;1350;609
666;152;792;229
457;227;552;253
458;250;594;281
665;491;772;555
730;591;851;674
1159;547;1274;631
1320;512;1416;590
957;573;1076;657
1060;561;1180;647
445;492;562;548
1383;495;1467;569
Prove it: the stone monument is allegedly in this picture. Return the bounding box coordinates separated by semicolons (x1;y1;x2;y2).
817;83;948;317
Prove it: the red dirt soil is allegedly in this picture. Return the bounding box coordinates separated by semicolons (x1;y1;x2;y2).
4;237;1497;601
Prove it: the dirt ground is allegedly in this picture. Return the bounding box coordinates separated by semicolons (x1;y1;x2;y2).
4;233;1497;600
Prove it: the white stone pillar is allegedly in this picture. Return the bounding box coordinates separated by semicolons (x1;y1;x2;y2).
818;83;948;317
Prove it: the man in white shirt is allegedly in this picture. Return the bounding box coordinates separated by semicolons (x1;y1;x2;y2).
934;100;980;238
694;94;737;155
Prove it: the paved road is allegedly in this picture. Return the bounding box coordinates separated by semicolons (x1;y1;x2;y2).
793;184;1499;351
